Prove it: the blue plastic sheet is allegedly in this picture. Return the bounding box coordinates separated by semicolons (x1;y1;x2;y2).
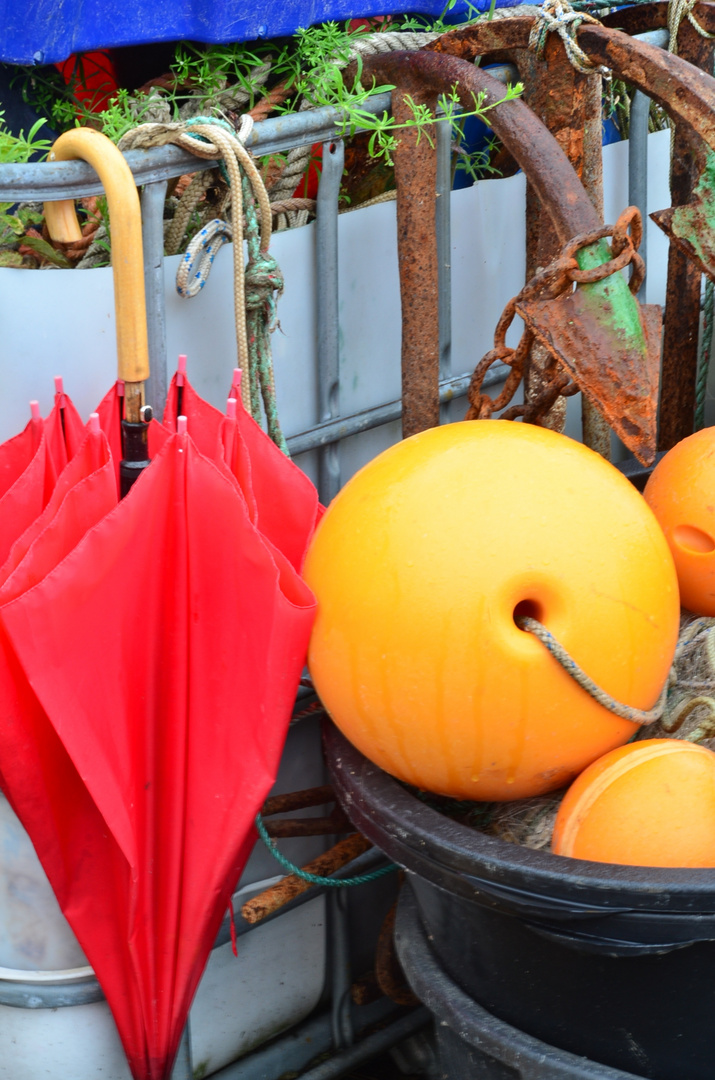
0;0;525;65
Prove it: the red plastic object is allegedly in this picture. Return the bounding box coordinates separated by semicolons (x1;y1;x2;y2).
55;51;119;113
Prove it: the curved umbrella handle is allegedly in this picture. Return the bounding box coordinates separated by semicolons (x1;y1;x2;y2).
44;128;150;413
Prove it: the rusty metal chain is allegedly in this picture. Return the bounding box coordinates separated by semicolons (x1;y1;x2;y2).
466;206;645;424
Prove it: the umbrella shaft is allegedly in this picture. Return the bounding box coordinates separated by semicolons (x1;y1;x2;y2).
120;420;152;497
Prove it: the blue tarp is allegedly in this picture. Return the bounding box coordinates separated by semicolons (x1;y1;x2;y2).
0;0;525;65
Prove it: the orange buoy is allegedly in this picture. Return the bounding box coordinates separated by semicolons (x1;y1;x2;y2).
304;421;679;801
644;428;715;615
552;739;715;867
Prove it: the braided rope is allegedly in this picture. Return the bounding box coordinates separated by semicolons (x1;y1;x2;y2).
528;0;609;76
176;218;233;297
516;615;668;723
165;169;217;256
255;814;397;887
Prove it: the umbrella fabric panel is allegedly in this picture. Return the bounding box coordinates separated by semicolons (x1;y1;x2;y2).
164;373;322;571
0;416;44;498
0;424;116;583
0;392;89;568
0;431;316;1080
0;432;55;566
0;421;137;1058
45;391;87;473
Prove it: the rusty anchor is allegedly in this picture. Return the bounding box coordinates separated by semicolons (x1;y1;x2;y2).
430;8;715;447
357;48;662;463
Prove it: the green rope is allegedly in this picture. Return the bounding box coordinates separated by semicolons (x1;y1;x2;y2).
241;171;289;454
517;616;668;723
255;813;397;887
695;276;714;431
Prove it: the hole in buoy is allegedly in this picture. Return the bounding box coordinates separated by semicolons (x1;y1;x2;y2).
513;599;545;629
673;524;715;554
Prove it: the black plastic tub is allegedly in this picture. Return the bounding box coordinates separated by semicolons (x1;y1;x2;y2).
324;723;715;1080
394;882;643;1080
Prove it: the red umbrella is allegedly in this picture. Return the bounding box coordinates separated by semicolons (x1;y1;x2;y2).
0;421;316;1078
0;127;319;1080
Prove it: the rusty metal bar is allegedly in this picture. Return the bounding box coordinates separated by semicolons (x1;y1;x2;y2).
392;81;441;436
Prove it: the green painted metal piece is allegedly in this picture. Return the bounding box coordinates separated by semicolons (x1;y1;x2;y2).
651;152;715;283
517;237;662;465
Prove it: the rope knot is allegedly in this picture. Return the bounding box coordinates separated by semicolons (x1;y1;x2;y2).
245;251;284;326
529;0;610;77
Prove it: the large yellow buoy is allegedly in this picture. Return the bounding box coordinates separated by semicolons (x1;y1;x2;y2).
644;428;715;615
304;422;679;800
552;740;715;867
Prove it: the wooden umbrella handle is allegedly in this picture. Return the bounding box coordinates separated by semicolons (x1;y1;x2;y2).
44;128;150;400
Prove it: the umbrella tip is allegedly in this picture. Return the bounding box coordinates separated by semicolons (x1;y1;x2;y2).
30;400;41;422
177;415;188;437
232;367;242;392
226;397;237;419
54;375;64;395
177;354;187;386
88;412;100;435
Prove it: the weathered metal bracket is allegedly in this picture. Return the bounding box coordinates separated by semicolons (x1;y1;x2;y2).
651;154;715;279
358;50;661;462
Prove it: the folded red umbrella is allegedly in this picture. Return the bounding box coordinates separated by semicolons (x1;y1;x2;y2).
0;425;316;1079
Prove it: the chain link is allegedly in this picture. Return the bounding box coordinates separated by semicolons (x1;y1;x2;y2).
466;207;645;425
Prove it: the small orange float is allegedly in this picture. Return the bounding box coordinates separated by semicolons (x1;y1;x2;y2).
644;428;715;615
552;739;715;867
304;421;679;801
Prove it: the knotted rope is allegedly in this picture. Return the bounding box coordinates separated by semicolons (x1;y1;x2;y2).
120;115;288;451
529;0;609;76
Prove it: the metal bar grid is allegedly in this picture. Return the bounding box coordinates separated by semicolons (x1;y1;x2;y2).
0;25;671;1079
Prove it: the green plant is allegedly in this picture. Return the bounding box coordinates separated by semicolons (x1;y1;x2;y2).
0;109;52;163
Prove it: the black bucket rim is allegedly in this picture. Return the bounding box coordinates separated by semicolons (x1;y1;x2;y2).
324;722;715;914
394;883;645;1080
